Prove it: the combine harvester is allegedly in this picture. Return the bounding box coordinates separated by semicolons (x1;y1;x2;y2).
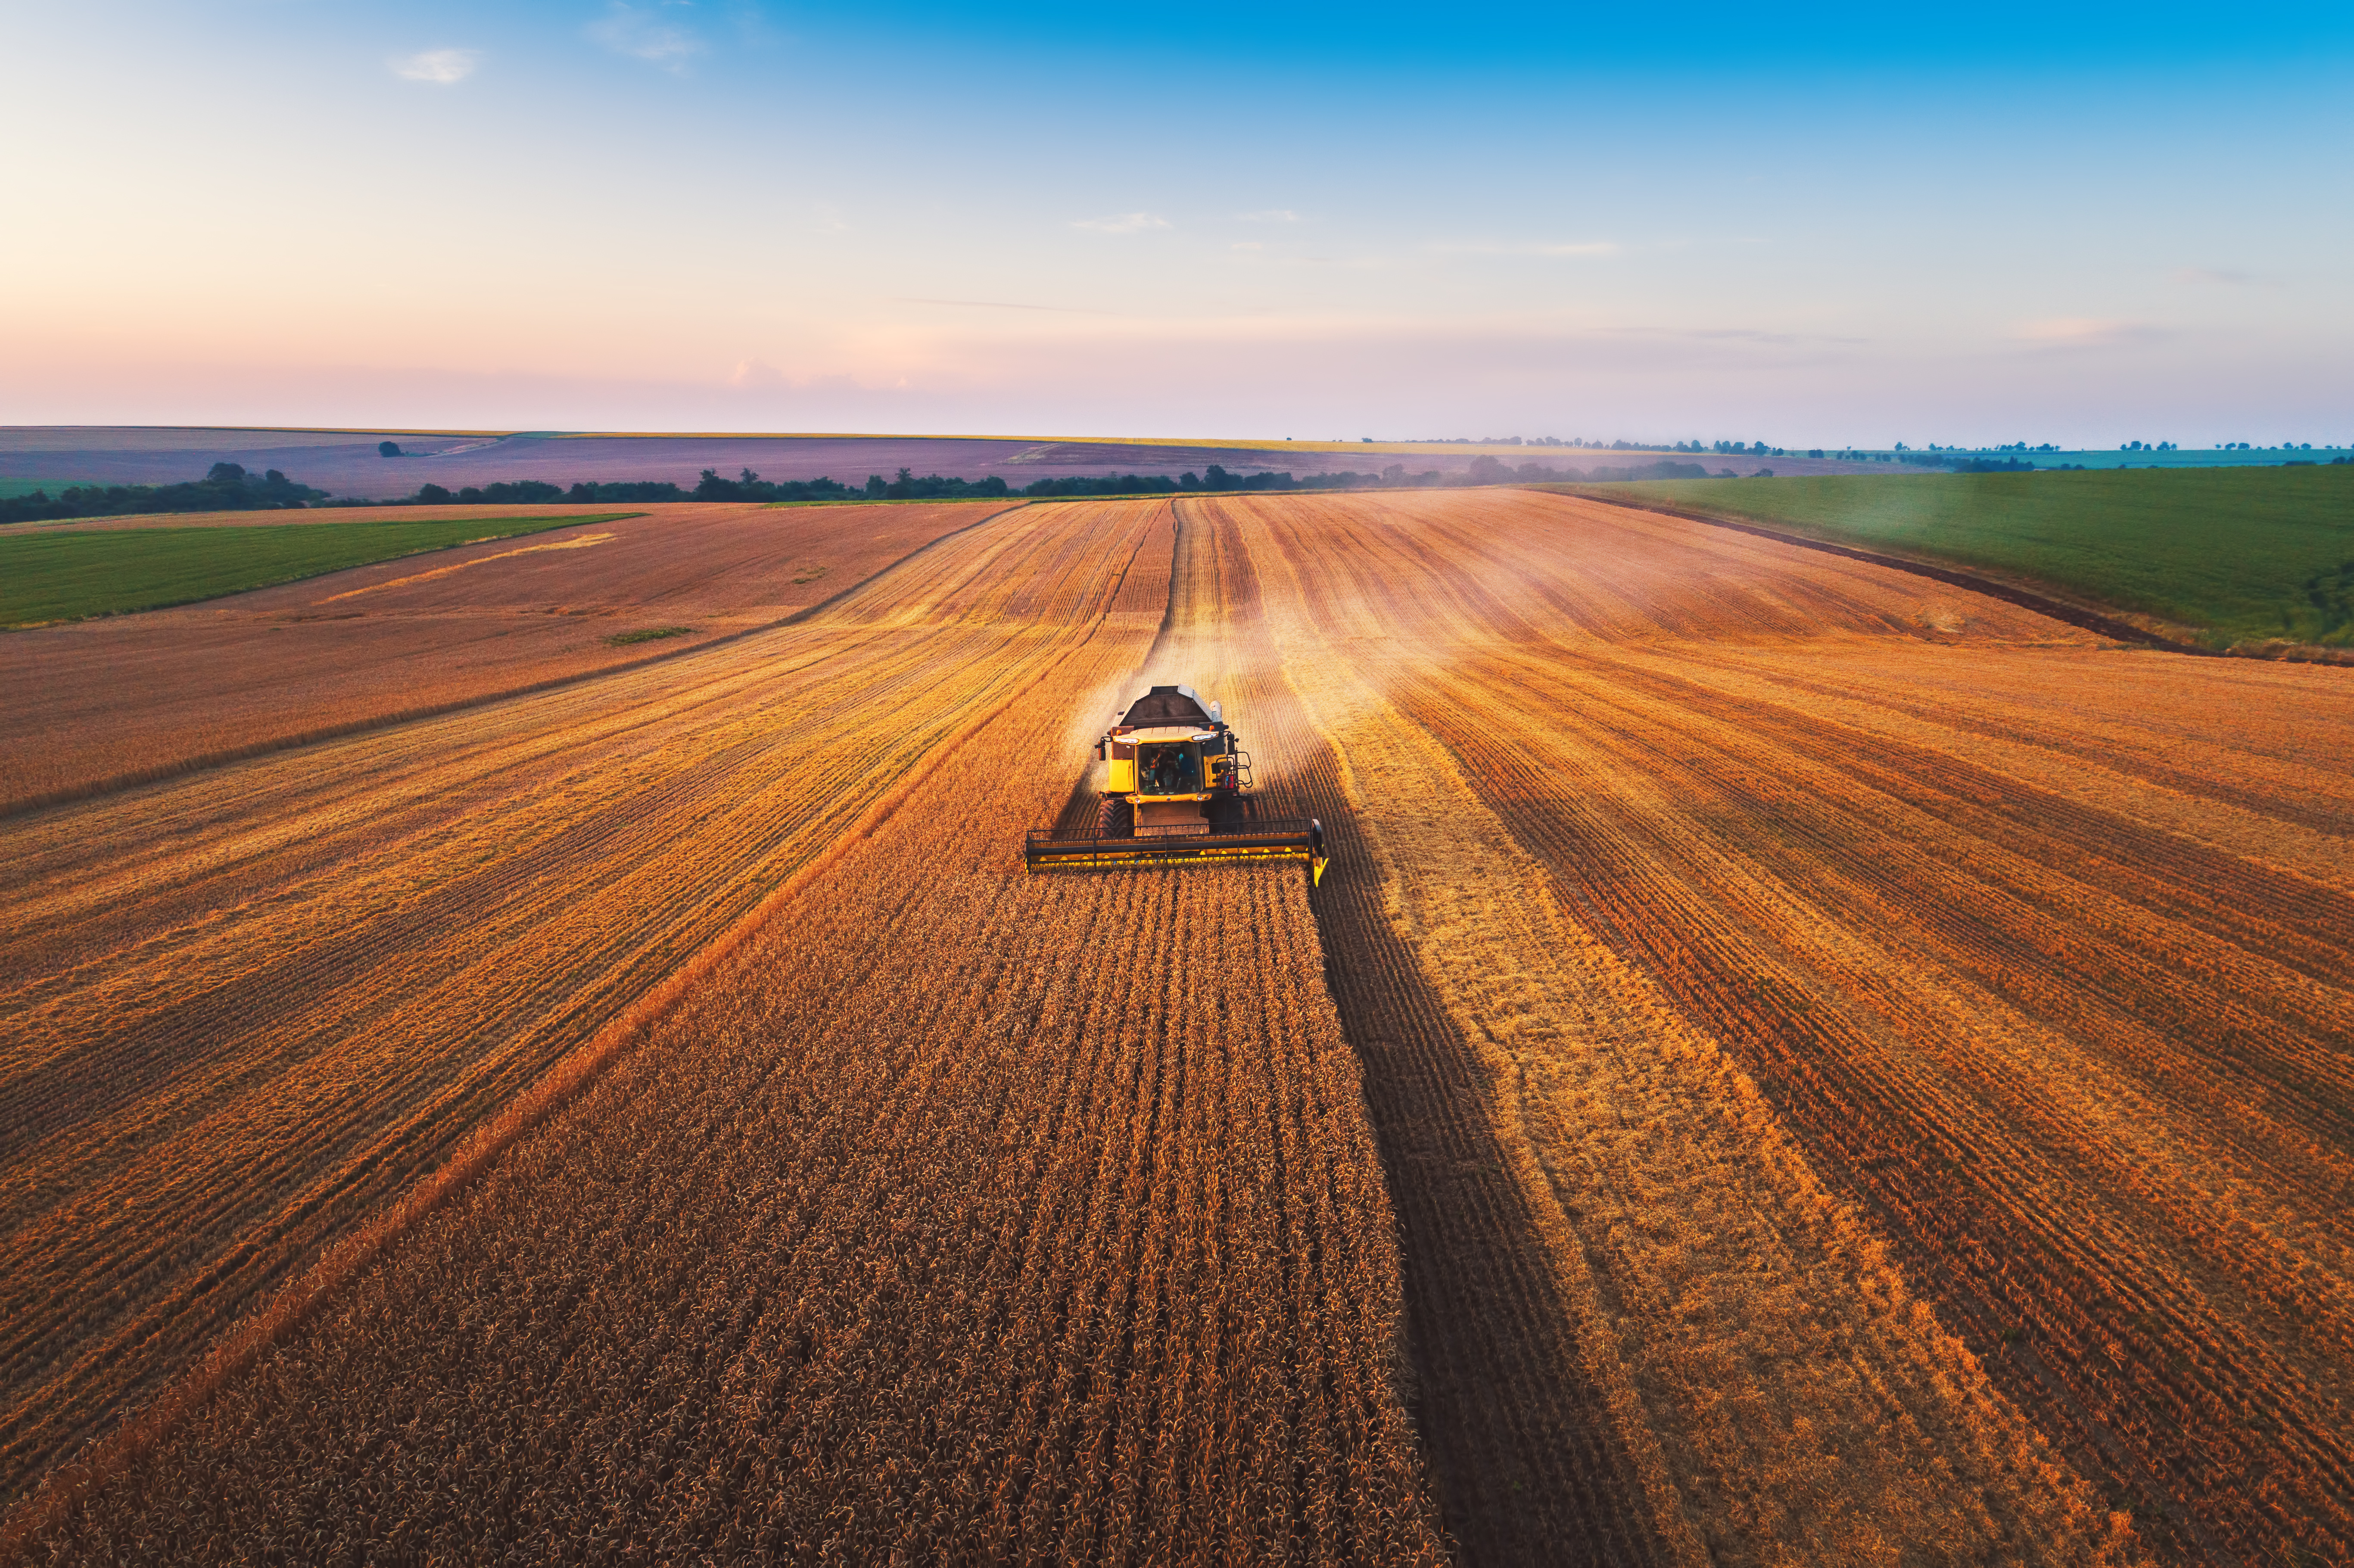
1024;684;1327;882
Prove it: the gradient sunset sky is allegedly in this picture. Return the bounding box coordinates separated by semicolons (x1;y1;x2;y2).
4;0;2348;446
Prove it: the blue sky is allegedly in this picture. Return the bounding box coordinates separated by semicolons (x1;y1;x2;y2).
3;1;2348;444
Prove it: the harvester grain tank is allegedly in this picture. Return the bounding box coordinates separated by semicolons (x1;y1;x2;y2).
1024;684;1327;881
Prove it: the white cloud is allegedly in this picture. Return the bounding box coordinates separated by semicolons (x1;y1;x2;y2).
590;2;704;72
390;49;480;85
1073;212;1173;235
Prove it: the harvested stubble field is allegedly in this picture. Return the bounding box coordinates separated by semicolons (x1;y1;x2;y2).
6;488;2350;1567
0;500;1010;814
0;498;1169;1512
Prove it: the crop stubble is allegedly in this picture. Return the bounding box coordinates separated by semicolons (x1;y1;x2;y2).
0;499;1158;1510
16;498;1448;1564
1214;488;2352;1566
0;501;1009;814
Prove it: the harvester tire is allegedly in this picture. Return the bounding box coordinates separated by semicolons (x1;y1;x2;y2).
1098;796;1135;838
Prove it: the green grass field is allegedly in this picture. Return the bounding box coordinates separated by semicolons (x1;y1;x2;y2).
0;514;634;628
1545;465;2354;649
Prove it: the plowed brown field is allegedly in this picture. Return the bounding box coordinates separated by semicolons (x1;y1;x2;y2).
8;487;2348;1567
0;501;1007;813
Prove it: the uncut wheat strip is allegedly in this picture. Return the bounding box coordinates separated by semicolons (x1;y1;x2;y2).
1412;518;2335;1290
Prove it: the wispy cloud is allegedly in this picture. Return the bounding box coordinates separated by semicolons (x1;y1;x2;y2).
1235;209;1300;222
590;2;704;72
2172;266;2254;286
1073;212;1172;235
1430;240;1621;258
390;49;480;85
2014;317;2170;348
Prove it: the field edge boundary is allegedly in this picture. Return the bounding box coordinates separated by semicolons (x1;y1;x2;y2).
0;501;1036;823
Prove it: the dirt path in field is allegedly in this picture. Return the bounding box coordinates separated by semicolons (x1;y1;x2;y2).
16;502;1448;1564
0;500;1151;1509
1216;488;2354;1568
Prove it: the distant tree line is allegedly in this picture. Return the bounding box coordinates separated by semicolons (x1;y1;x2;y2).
1018;457;1720;495
11;448;2097;531
399;470;1017;506
1892;452;2039;473
1471;455;1713;483
0;463;327;525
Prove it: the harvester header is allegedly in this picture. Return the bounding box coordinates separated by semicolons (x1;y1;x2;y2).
1024;684;1327;881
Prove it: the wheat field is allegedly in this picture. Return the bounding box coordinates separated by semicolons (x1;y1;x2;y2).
7;489;2349;1566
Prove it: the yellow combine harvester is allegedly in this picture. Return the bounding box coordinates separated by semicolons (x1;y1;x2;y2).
1024;684;1328;882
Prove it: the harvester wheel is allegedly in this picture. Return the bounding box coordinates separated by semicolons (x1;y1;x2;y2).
1098;796;1135;838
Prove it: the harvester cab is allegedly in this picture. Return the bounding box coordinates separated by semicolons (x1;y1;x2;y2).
1024;684;1328;882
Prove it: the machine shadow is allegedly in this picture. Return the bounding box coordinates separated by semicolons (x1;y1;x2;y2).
1283;725;1678;1568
